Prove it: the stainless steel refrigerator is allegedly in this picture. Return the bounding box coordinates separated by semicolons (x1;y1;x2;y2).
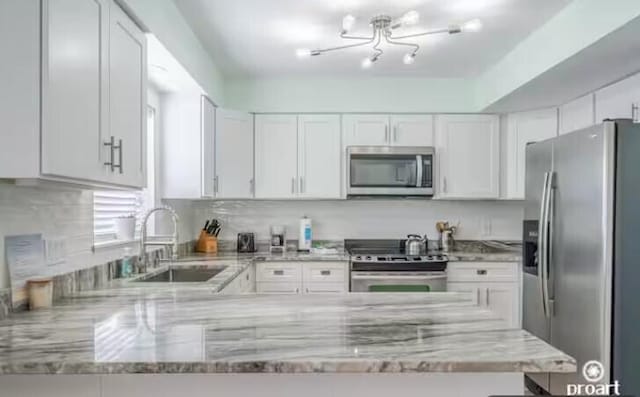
523;119;640;395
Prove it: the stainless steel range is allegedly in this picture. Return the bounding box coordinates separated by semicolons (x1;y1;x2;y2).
346;239;448;293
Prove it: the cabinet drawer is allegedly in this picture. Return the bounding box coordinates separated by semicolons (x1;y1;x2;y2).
256;281;300;294
256;262;302;283
302;262;347;283
447;262;518;282
303;282;347;294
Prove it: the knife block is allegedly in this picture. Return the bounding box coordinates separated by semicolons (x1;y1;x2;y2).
196;230;218;253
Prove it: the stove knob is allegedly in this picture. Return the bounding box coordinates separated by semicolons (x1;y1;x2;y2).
366;256;373;261
427;255;434;261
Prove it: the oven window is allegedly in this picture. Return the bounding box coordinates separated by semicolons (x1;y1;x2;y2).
350;154;417;187
369;285;431;292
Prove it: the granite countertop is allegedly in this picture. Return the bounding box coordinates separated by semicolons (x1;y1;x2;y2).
0;291;575;375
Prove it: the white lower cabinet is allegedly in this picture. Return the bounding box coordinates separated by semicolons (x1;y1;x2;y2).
256;262;348;294
447;261;521;328
220;265;255;295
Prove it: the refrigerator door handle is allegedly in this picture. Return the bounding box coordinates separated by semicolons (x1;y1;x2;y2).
538;172;550;318
542;172;555;318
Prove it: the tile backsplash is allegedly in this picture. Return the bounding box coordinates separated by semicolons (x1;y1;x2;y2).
0;183;197;290
193;200;524;243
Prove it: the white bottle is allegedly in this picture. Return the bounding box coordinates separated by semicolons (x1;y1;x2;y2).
298;216;312;252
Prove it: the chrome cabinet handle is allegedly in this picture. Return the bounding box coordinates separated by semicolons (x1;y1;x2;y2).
393;126;398;142
104;136;115;171
250;178;255;195
273;270;284;276
291;177;296;194
476;269;487;275
305;288;309;293
443;177;448;194
299;176;305;194
320;270;331;276
296;288;300;293
116;139;123;174
214;176;219;194
384;125;389;143
633;103;639;123
486;287;490;306
476;288;480;304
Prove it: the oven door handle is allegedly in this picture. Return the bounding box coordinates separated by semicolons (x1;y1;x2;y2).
350;273;446;280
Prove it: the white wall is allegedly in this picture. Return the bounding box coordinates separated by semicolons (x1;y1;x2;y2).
0;184;197;290
224;77;475;113
193;200;524;242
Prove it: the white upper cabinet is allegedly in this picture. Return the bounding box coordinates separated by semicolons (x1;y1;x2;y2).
298;115;341;199
390;115;434;146
595;73;640;123
560;94;594;135
0;0;146;188
343;114;433;147
215;109;254;199
342;115;389;146
161;94;215;199
504;108;558;199
255;115;299;199
108;2;147;188
201;97;216;198
435;115;500;199
40;0;109;183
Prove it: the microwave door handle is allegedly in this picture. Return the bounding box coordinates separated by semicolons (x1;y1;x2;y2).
416;155;423;188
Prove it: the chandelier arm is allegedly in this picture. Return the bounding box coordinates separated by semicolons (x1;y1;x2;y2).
389;27;452;40
384;31;420;54
372;29;384;58
313;26;377;54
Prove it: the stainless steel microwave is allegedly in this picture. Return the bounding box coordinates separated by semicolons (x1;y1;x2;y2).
347;146;435;197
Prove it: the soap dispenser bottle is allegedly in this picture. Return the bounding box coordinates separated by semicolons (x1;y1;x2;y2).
298;216;312;252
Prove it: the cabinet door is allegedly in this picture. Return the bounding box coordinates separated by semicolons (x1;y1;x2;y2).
216;109;254;198
390;115;434;146
201;96;216;198
505;109;557;199
298;115;341;198
256;282;300;294
41;0;109;182
303;282;346;294
436;115;500;198
446;282;481;305
255;115;298;198
109;1;146;187
342;115;390;146
560;94;594;135
595;73;640;122
484;283;520;328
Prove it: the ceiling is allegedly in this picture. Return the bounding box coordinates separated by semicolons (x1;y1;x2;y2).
174;0;572;79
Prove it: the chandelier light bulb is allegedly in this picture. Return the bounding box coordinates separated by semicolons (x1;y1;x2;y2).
401;10;420;26
296;48;312;58
342;14;356;32
361;56;374;69
403;53;416;65
461;19;483;32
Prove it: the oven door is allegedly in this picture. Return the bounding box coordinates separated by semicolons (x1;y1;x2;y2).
350;272;446;292
347;146;434;196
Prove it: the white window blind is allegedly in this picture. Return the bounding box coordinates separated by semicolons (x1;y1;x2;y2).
93;191;144;243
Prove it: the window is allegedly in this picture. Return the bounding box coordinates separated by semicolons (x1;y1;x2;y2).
93;104;157;246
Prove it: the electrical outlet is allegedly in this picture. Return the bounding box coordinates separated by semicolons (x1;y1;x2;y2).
45;238;67;266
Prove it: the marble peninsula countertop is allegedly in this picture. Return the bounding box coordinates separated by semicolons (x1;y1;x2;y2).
0;288;575;375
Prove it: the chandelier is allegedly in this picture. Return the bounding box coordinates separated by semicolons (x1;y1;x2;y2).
296;11;483;68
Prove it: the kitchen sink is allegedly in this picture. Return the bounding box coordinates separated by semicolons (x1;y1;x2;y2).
134;267;225;283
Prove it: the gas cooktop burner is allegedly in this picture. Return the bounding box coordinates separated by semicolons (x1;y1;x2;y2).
351;254;448;263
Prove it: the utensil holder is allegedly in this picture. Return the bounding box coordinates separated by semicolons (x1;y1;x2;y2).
196;230;218;253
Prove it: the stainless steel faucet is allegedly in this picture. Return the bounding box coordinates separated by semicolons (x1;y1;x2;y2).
140;206;180;270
